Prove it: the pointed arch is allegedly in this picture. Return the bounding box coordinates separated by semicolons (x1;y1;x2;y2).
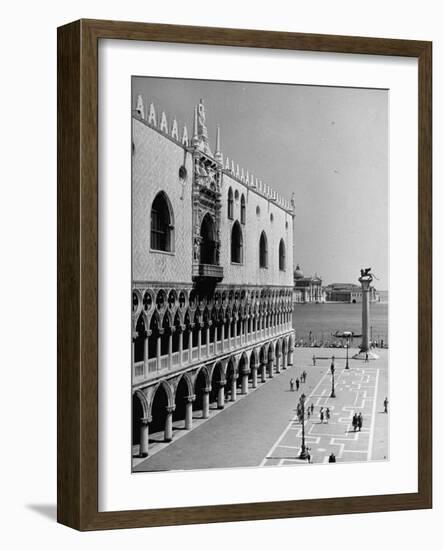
151;191;174;252
231;220;243;264
240;193;246;224
200;213;216;264
279;238;286;271
259;231;268;268
227;186;234;219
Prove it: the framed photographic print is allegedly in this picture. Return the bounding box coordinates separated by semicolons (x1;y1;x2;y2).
57;19;432;530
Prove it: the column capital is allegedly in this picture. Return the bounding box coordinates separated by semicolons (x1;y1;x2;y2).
141;415;152;425
146;329;152;337
203;386;212;393
166;405;176;414
218;380;226;387
158;328;165;336
186;394;196;403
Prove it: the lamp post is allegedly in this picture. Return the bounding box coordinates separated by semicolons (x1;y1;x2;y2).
298;393;308;460
330;359;336;398
343;331;352;369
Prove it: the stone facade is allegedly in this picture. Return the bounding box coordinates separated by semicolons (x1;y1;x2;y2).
131;97;296;460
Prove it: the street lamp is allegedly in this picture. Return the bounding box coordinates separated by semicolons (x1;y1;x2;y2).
298;393;308;460
343;331;352;370
330;359;336;398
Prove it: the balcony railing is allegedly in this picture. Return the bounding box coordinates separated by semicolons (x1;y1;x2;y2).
192;263;224;281
132;321;294;383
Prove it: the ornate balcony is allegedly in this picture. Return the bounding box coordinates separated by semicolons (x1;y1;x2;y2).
192;263;224;282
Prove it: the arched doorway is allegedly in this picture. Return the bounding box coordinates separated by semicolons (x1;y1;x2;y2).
225;359;236;401
132;393;144;447
150;383;170;442
200;213;216;264
134;315;145;363
210;362;224;409
174;376;190;429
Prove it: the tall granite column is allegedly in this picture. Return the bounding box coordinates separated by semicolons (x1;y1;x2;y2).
353;269;379;360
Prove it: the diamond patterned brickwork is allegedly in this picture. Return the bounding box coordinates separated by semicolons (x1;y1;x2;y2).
133;118;194;284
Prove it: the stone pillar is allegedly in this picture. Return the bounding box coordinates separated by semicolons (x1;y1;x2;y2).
188;323;194;362
268;358;274;378
217;381;226;409
233;317;237;346
288;346;294;366
156;329;163;371
206;322;211;357
261;362;266;383
221;323;225;352
241;371;249;394
252;367;258;388
202;388;210;418
185;395;195;430
353;271;379;360
197;323;202;359
168;327;174;368
178;326;184;365
139;416;151;457
143;330;150;373
231;374;238;401
282;351;287;369
164;405;175;442
275;353;281;373
228;320;232;350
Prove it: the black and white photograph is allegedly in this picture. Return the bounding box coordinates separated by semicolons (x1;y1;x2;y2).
131;76;389;473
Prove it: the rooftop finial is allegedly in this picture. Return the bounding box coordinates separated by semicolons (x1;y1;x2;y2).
192;105;199;147
192;99;212;155
135;95;144;119
215;125;223;163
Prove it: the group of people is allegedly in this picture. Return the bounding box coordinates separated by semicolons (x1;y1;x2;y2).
318;406;331;424
352;412;363;432
289;370;307;392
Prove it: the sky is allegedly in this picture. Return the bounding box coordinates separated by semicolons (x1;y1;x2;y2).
132;77;389;290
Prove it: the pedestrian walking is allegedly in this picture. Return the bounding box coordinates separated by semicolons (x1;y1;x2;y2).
290;378;294;392
295;378;300;391
307;408;311;420
313;355;316;366
302;370;307;383
306;447;311;463
320;407;324;424
384;397;389;413
310;403;314;415
352;413;358;432
326;407;330;423
357;412;363;432
328;453;336;463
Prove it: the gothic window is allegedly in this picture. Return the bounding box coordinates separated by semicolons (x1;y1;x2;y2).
279;239;286;271
227;187;234;219
231;221;243;264
240;194;246;224
200;213;216;265
259;231;268;268
150;191;174;252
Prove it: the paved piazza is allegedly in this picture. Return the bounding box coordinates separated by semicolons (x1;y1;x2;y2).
134;347;388;472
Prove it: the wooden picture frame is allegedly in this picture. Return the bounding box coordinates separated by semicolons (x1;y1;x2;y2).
57;19;432;531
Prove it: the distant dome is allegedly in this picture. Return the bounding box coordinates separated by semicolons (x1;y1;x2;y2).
294;264;304;279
